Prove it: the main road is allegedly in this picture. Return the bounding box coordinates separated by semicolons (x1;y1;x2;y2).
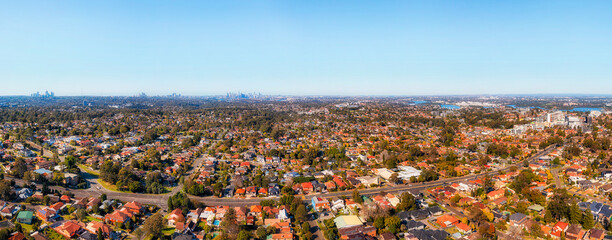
56;144;557;209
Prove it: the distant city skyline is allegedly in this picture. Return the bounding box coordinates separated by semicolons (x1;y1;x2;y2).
1;1;612;96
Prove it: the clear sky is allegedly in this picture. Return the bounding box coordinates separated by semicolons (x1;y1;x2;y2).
1;1;611;96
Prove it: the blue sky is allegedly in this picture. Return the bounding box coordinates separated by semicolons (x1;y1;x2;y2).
1;1;611;96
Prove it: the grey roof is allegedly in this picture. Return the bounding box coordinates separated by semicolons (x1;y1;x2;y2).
427;206;444;214
407;229;449;240
404;220;426;231
578;202;590;210
79;232;97;240
590;202;603;214
396;211;412;221
171;233;194;240
407;209;431;220
509;213;527;222
599;205;612;218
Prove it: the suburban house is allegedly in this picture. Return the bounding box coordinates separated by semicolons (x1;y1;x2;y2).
311;197;330;212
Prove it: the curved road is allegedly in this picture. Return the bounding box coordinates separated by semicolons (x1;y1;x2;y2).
60;144;557;209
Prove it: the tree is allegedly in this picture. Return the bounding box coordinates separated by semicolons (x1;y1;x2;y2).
547;189;573;221
300;222;313;240
256;226;268;239
450;194;462;204
544;209;554;224
384;216;401;234
569;202;581;224
374;217;385;231
43;196;50;205
530;221;544;238
132;228;144;240
396;192;418;211
12;158;27;178
478;223;496;239
23;171;34;184
418;169;439;182
237;230;250;240
143;213;164;239
97;229;104;240
221;208;239;235
352;190;363;204
75;209;87;222
0;181;12;201
582;210;594;229
64;155;78;170
92;204;101;215
389;173;399;183
295;205;307;223
323;219;338;240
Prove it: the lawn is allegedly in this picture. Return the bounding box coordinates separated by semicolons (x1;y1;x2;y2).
43;228;65;240
198;221;208;230
446;226;459;235
86;216;102;222
18;223;33;233
162;227;176;236
78;164;99;176
97;179;125;193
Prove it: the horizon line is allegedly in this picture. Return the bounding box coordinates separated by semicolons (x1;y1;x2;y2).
3;93;612;98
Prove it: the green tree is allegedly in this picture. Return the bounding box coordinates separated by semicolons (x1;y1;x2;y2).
12;158;27;178
389;173;399;183
64;155;78;170
544;209;554;223
530;221;543;238
221;208;239;235
75;209;87;221
237;230;250;240
256;226;268;239
582;210;594;229
569;202;581;224
547;189;573;221
384;216;401;234
97;229;104;240
374;217;385;231
143;213;164;240
300;222;312;240
396;192;418;211
295;205;307;223
352;190;363;204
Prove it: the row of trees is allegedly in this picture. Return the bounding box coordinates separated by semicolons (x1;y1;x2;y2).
99;160;166;193
544;189;594;229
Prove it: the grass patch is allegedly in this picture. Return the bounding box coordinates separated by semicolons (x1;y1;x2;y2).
78;164;99;176
162;227;176;236
19;223;33;233
446;226;459;234
198;221;208;230
97;180;127;193
43;228;65;240
86;216;102;222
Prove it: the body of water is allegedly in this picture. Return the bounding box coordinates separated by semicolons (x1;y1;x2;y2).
571;107;601;112
441;104;460;110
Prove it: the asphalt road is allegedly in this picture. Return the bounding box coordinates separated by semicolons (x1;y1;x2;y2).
16;144;557;210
